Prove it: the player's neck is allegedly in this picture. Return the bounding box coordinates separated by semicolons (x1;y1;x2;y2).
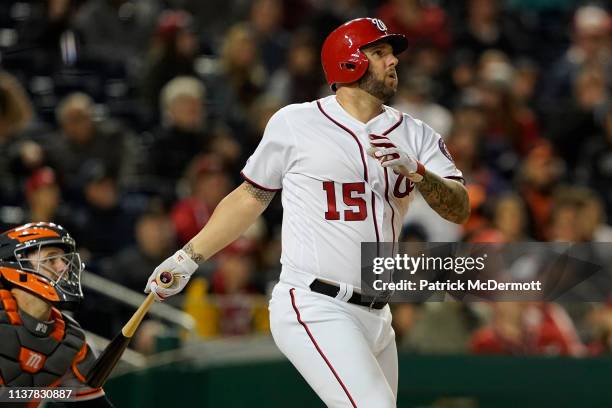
335;87;384;124
11;288;52;321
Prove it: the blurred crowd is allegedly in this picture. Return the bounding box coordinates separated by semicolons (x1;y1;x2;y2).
0;0;611;356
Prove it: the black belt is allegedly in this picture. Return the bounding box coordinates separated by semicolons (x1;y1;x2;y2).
309;279;388;310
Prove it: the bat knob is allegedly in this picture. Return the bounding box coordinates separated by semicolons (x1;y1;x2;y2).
157;271;174;288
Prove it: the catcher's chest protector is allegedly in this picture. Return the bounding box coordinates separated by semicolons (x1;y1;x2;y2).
0;290;87;386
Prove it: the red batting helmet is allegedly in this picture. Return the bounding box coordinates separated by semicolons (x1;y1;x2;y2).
321;18;408;91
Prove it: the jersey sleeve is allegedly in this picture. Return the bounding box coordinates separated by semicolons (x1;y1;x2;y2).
241;109;294;190
418;122;464;183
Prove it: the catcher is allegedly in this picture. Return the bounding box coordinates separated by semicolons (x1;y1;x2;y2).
0;222;113;407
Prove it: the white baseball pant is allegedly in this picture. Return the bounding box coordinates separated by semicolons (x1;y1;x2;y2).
269;281;398;407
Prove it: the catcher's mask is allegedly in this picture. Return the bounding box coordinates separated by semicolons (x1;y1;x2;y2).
0;223;84;309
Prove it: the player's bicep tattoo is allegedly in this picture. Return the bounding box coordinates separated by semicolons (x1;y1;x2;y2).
417;172;470;224
183;242;204;263
242;181;277;205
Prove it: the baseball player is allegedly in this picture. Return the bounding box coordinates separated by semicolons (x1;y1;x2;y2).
0;222;114;407
146;18;469;407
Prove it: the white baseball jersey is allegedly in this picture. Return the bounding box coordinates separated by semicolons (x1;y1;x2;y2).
242;95;463;290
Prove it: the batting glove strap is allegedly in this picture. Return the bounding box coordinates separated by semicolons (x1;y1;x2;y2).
171;249;199;276
144;250;199;301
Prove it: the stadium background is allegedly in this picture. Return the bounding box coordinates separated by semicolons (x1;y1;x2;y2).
0;0;611;406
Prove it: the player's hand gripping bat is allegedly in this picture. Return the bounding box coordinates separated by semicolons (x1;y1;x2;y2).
86;270;175;388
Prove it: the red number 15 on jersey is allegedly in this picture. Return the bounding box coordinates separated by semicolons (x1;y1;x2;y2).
322;178;414;221
322;181;367;221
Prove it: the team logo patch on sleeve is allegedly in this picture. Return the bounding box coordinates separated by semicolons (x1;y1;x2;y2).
438;138;454;163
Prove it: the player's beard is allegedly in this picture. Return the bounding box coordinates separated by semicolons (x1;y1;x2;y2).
358;69;396;103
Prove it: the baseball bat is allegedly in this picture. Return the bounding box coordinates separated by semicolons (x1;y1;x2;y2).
86;270;175;388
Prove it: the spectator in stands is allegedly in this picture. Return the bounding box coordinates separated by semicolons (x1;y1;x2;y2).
44;92;134;197
0;72;32;143
105;209;176;293
171;156;232;246
437;50;478;108
574;190;612;296
492;193;530;242
377;0;451;54
452;94;488;134
304;0;366;49
0;71;50;205
511;59;539;108
548;66;609;173
390;304;417;346
8;0;76;72
546;192;583;242
476;52;541;176
207;125;242;172
74;0;160;74
516;142;564;240
401;303;480;354
446;121;505;193
141;10;199;113
585;303;612;355
266;30;323;105
81;207;175;338
68;161;136;261
575;188;612;243
454;0;527;57
442;109;507;239
23;167;62;223
471;302;584;356
205;23;267;132
576;104;612;219
209;239;263;336
541;5;611;105
148;76;209;195
249;0;289;75
0;166;61;230
393;73;453;137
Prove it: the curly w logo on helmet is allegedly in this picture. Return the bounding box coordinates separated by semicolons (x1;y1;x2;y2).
372;18;388;32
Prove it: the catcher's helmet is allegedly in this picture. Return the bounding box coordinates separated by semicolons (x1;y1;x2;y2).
0;222;84;308
321;18;408;91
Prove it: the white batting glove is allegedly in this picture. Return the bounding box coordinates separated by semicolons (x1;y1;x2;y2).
368;134;425;182
144;250;199;301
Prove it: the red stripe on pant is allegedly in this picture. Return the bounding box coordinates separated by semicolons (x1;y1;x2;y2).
289;288;357;408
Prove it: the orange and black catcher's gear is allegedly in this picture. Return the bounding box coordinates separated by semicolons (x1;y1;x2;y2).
0;223;84;309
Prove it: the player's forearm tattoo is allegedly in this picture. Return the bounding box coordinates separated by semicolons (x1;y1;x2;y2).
417;171;470;224
243;181;276;205
183;242;204;263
